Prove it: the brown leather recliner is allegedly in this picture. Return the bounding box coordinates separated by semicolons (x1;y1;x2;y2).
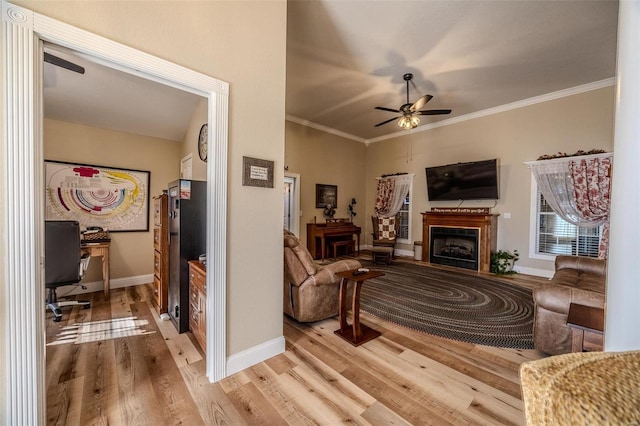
284;230;361;322
532;255;607;355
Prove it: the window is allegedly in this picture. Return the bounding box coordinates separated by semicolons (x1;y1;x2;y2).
533;186;600;258
397;190;411;242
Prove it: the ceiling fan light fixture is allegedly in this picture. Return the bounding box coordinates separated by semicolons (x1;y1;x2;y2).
398;114;420;129
374;72;450;129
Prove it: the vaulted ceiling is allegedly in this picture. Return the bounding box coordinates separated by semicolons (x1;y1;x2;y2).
286;0;618;142
43;1;619;143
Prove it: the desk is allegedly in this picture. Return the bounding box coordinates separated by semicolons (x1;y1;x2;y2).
307;222;361;261
334;269;384;346
81;242;111;298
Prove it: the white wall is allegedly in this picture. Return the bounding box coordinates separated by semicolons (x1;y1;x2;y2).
605;0;640;351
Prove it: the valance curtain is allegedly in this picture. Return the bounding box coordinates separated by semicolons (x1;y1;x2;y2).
375;174;413;217
527;154;612;259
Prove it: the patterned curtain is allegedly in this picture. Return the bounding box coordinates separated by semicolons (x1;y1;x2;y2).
569;157;612;259
375;174;413;217
528;153;612;259
374;178;395;215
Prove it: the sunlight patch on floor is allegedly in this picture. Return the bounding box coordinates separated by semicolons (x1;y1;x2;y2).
47;316;155;345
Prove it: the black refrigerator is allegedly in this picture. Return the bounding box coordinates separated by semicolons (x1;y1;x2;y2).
167;179;207;333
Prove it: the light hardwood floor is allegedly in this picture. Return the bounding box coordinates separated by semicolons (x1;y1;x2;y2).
46;258;548;425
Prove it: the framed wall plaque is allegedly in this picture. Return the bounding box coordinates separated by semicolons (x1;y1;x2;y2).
242;156;274;188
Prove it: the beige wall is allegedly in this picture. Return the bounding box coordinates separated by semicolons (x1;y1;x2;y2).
44;118;182;281
183;98;208;181
285;121;367;243
365;86;615;274
1;3;286;413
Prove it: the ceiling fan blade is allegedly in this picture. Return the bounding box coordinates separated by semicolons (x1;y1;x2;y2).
375;106;400;113
418;109;452;115
409;94;433;112
374;116;400;127
44;52;85;74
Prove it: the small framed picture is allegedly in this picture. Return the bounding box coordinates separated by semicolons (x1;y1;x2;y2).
316;184;337;208
242;156;274;188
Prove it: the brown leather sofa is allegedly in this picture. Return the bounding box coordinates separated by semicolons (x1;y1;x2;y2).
284;230;361;322
532;255;607;355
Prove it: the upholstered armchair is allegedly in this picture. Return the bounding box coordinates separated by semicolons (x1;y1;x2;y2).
284;230;361;322
532;255;607;354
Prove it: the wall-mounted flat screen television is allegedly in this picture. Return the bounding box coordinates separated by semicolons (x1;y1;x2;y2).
426;159;499;201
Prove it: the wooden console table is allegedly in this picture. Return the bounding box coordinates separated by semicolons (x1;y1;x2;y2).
567;303;604;352
421;211;498;272
334;269;384;346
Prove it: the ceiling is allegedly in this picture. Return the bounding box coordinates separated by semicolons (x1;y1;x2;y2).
43;45;203;142
43;0;619;143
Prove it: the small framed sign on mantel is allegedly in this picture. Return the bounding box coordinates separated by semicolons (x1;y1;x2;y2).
242;156;274;188
431;207;490;214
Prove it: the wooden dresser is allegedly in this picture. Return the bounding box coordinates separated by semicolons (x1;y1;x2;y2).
152;194;169;314
188;260;206;353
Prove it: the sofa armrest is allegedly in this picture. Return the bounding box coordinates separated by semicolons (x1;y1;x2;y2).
322;259;362;274
304;259;362;286
533;283;605;314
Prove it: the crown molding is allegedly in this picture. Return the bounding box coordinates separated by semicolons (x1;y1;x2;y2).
286;78;617;145
285;114;367;143
368;77;616;144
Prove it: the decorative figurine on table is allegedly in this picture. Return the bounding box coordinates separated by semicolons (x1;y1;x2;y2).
323;204;336;218
348;198;357;222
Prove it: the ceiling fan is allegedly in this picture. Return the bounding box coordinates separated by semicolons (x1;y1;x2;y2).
374;73;451;129
44;51;85;74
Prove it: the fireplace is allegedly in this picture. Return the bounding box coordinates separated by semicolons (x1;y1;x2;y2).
430;227;479;270
422;211;498;272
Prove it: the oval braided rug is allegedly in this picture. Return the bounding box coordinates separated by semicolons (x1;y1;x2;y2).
359;262;534;348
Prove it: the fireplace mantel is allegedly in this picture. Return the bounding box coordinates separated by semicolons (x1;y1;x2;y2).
421;211;498;272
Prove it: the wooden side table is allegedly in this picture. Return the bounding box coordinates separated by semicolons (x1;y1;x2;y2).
566;303;604;352
334;269;384;346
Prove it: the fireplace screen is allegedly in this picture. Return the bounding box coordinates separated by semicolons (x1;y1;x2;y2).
430;227;480;270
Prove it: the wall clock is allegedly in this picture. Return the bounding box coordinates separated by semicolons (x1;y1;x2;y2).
198;123;208;162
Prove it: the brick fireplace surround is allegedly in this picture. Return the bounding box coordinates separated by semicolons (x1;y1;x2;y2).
421;211;498;273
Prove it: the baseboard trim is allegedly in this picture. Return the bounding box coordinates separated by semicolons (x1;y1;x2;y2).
361;247;553;278
360;244;414;259
60;274;154;297
226;336;286;376
394;248;414;257
513;266;554;279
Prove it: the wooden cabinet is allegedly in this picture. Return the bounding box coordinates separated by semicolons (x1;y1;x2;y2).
188;260;206;353
152;194;169;314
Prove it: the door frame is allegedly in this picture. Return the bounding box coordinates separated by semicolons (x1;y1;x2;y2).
2;2;228;422
284;172;301;236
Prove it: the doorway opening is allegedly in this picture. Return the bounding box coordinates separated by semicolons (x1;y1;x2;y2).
3;4;229;420
284;173;300;237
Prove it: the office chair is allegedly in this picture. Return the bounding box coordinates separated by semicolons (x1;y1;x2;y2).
45;220;91;322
